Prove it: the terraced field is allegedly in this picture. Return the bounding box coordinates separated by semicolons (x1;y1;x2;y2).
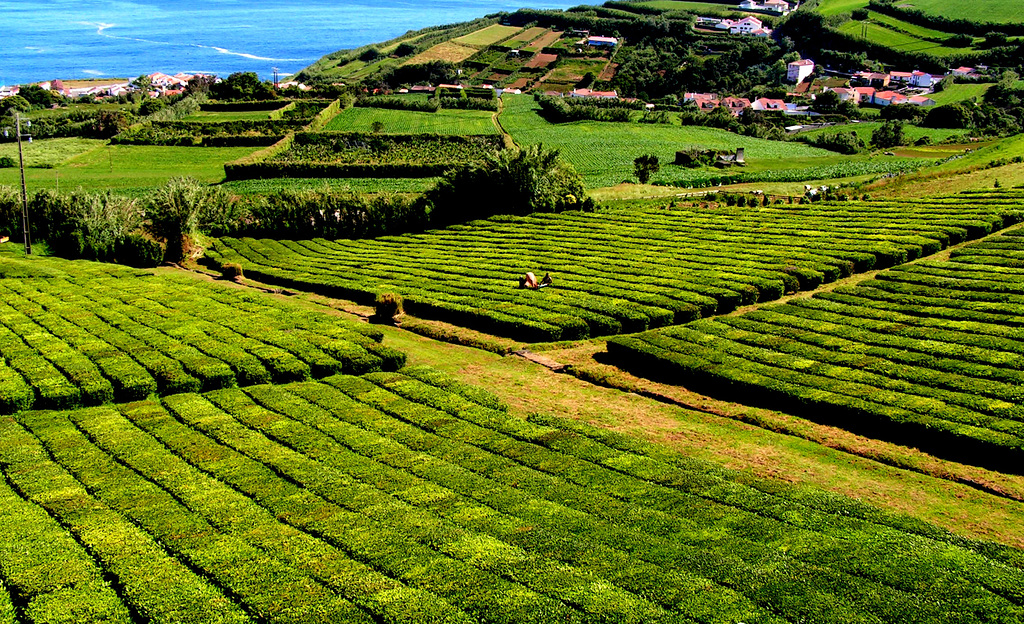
0;263;402;413
608;225;1024;471
3;369;1024;623
208;194;1024;342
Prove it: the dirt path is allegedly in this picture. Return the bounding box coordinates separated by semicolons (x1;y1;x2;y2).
493;95;516;149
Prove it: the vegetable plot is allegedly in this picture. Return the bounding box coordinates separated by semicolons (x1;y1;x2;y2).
0;265;403;413
608;227;1024;471
208;193;1024;342
1;371;1022;622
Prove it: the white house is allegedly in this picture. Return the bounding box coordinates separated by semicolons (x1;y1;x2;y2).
739;0;790;13
587;35;618;47
751;97;786;111
908;95;936;106
910;70;935;88
730;16;768;35
787;59;815;83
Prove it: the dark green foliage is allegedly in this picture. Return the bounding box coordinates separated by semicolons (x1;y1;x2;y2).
209;71;277;101
871;120;905;148
146;177;229;263
633;153;660;183
427;144;591;227
138;98;166;116
805;130;865;154
0;156;14;169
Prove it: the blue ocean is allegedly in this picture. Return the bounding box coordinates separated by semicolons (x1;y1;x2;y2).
0;0;580;86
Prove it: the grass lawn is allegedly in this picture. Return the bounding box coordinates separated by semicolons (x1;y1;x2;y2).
0;144;256;195
0;138;105;168
866;9;952;39
544;58;610;83
930;82;994;106
815;0;869;15
500;96;832;187
899;0;1024;24
640;0;740;12
325;106;498;135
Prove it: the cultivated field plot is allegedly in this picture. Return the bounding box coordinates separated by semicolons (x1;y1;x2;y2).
837;20;974;57
608;226;1024;470
899;0;1024;24
0;265;402;413
209;195;1024;342
2;369;1023;623
523;29;564;52
453;24;523;47
499;96;833;187
270;133;502;167
405;41;479;65
325;106;498;135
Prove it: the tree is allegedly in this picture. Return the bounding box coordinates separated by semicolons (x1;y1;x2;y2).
633;154;660;183
871;120;905;148
426;144;591;226
0;95;30;116
186;74;217;95
394;43;417;57
138;98;166;116
17;85;58;108
370;120;385;133
133;74;152;93
147;177;230;262
811;90;842;114
209;72;276;101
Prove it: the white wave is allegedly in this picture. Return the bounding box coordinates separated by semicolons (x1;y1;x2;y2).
82;69;105;76
206;45;304;62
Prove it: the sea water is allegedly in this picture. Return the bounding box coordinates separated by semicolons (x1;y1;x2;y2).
0;0;580;86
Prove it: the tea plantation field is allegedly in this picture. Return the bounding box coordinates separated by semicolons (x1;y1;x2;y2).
208;192;1024;342
3;370;1024;623
608;223;1024;471
0;257;402;414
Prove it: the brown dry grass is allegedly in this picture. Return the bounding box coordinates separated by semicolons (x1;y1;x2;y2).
404;41;479;65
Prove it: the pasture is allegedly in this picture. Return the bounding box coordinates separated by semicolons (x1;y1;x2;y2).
897;0;1024;24
453;24;523;47
836;20;978;57
500;96;833;187
0;137;104;168
0;144;256;194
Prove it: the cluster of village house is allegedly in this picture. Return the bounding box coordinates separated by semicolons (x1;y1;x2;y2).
679;63;987;116
0;71;312;102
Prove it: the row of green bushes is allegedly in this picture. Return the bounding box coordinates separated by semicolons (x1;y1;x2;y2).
607;226;1024;471
202;196;1019;341
0;270;401;414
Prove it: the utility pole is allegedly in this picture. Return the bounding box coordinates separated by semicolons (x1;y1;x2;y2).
4;112;32;254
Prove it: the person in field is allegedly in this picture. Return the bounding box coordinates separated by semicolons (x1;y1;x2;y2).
518;272;552;289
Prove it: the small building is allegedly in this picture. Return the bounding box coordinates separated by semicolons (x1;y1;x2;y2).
852;86;876;104
587;36;618;47
696;16;722;27
730;16;767;35
856;71;890;89
722;96;751;115
570;88;618;99
751;97;786;111
952;66;977;77
908;95;936;107
910;70;935;88
787;59;815;84
715;19;736;30
888;71;913;83
872;90;908;106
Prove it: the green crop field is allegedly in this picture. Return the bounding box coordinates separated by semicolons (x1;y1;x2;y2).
454;24;523;47
640;0;743;13
897;0;1024;24
208;193;1024;342
0;137;104;168
930;82;995;106
866;10;953;39
0;258;402;413
500;96;833;187
814;0;869;15
608;220;1024;470
325;106;498;135
2;364;1024;623
181;109;280;122
0;144;256;195
837;20;978;56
